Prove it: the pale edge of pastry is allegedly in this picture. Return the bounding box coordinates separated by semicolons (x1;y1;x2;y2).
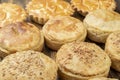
105;31;120;72
89;77;118;80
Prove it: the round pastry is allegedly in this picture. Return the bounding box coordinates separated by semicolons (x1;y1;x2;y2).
0;50;58;80
0;22;44;57
89;77;118;80
56;42;111;80
42;16;87;50
0;3;27;27
26;0;74;24
71;0;116;16
84;9;120;43
105;31;120;72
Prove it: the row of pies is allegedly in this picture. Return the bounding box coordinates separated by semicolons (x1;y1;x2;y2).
0;0;119;80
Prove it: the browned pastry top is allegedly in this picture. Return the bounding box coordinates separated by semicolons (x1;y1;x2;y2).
43;16;86;42
26;0;74;22
0;3;27;27
56;42;111;77
0;22;42;54
0;50;57;80
71;0;116;15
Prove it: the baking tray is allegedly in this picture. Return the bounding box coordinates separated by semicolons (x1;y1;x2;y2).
0;0;120;79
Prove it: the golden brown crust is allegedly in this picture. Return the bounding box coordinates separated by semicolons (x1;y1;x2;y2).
0;50;58;80
71;0;116;16
89;77;118;80
43;16;87;50
84;9;120;43
105;31;120;72
0;3;27;27
26;0;74;24
56;42;111;80
0;22;44;56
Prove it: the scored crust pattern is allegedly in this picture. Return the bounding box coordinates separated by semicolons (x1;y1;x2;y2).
71;0;116;15
0;3;27;27
26;0;74;24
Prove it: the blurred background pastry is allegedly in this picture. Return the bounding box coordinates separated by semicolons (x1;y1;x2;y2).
71;0;116;16
0;50;58;80
0;22;44;57
42;16;87;50
89;77;118;80
56;42;111;80
26;0;74;24
105;31;120;72
84;9;120;43
0;3;27;27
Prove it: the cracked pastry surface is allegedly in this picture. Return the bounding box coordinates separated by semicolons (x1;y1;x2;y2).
42;16;87;50
71;0;116;16
105;31;120;72
0;50;58;80
26;0;74;24
0;3;27;27
0;22;44;57
84;9;120;43
56;42;111;80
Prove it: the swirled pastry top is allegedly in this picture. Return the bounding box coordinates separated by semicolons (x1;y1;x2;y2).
71;0;116;14
0;3;27;27
84;9;120;32
0;22;43;54
26;0;74;21
105;31;120;60
43;16;86;43
0;50;57;80
56;42;111;77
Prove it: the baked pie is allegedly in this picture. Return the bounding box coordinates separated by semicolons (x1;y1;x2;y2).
0;50;58;80
71;0;116;16
26;0;74;24
105;31;120;72
56;42;111;80
42;16;87;50
84;9;120;43
0;3;27;27
0;22;44;57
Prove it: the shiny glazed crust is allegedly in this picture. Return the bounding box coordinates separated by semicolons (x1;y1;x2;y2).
0;22;44;56
84;9;120;43
56;42;111;80
0;50;58;80
105;31;120;72
26;0;74;24
42;16;87;50
0;3;27;27
71;0;116;16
